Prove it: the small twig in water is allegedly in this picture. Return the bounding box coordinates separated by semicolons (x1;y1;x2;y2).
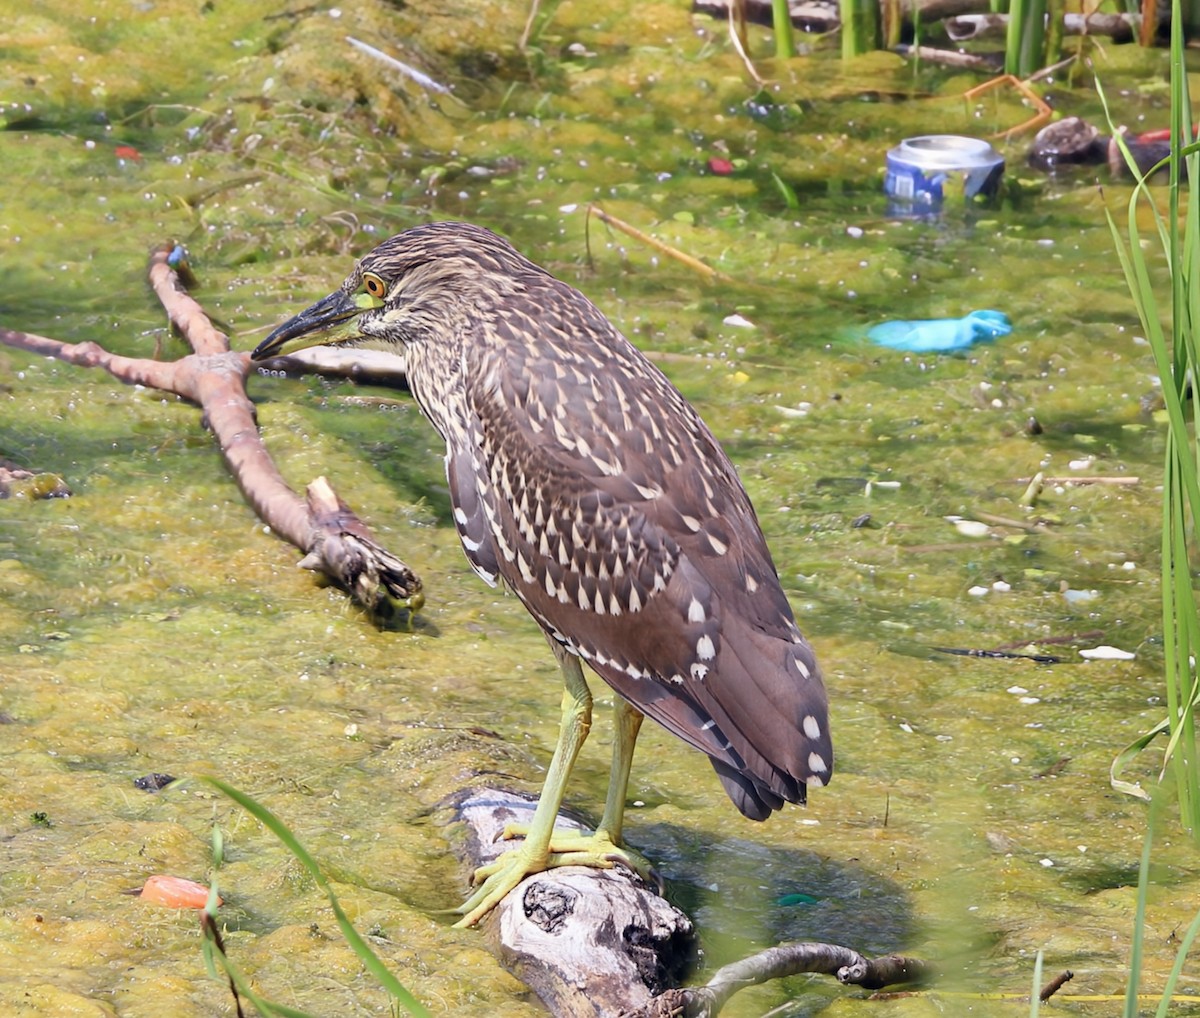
622;943;932;1017
992;630;1105;651
1019;470;1044;507
586;205;733;283
519;0;541;49
727;0;766;88
932;646;1063;664
1039;969;1074;1001
1016;475;1140;486
346;36;451;94
971;510;1046;532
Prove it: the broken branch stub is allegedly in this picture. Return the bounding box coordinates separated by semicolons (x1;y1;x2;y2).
0;243;423;619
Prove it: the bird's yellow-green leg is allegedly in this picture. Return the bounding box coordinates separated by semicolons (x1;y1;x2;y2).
596;695;644;846
453;643;594;927
453;646;651;927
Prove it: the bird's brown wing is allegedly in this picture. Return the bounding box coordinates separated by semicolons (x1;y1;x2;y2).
445;439;503;588
458;296;831;817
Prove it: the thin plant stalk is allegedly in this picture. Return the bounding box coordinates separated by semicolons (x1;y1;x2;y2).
882;0;902;49
1005;0;1026;73
1102;0;1200;838
1123;812;1156;1017
772;0;795;58
840;0;879;57
1022;0;1046;75
201;777;432;1018
1154;902;1200;1016
1028;950;1043;1018
1140;0;1158;46
1044;0;1063;66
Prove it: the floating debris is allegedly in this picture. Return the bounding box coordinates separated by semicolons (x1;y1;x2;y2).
133;773;176;792
948;517;992;538
869;310;1012;353
137;875;220;909
1079;645;1136;661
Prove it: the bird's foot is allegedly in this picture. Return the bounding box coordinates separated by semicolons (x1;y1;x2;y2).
451;827;654;928
501;823;655;881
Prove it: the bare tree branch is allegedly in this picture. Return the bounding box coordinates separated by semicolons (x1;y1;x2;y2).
623;942;933;1017
0;243;422;619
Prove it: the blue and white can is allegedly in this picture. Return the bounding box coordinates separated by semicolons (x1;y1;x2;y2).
884;135;1005;205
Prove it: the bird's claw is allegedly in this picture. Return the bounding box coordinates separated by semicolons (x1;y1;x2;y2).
451;827;654;927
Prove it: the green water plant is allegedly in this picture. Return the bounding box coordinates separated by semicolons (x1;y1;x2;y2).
1123;799;1200;1017
1105;1;1200;1012
1104;0;1200;840
771;0;796;58
1004;0;1047;76
199;777;431;1018
840;0;880;57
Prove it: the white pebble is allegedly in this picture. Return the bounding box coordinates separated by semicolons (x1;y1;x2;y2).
954;520;992;538
1079;645;1136;660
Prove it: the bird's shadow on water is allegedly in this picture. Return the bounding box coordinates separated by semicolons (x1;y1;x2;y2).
633;822;914;970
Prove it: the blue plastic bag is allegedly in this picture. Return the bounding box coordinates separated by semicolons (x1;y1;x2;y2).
867;310;1012;353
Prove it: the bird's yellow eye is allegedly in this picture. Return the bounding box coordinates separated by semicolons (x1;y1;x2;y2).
362;272;388;299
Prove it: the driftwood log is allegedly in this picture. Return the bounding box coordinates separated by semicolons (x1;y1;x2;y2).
945;11;1138;41
449;789;698;1018
449;789;934;1016
693;0;995;34
694;0;1139;44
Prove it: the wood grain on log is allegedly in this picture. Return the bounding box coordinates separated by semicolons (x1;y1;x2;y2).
449;789;698;1018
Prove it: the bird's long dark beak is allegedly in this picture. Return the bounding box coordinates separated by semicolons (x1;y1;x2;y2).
251;289;367;360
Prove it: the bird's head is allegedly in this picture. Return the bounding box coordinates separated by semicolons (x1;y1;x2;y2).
251;222;532;361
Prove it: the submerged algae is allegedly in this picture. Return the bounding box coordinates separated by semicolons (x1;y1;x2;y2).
0;0;1195;1014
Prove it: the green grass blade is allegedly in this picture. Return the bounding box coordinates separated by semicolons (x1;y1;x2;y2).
1005;0;1025;74
1154;902;1200;1017
201;777;433;1018
1109;718;1170;800
771;171;800;211
771;0;795;58
1101;45;1200;834
1124;816;1155;1017
202;917;320;1018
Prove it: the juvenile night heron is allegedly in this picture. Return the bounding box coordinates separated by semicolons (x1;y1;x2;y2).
252;222;832;926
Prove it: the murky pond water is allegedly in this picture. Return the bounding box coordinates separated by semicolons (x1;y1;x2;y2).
2;1;1198;1015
